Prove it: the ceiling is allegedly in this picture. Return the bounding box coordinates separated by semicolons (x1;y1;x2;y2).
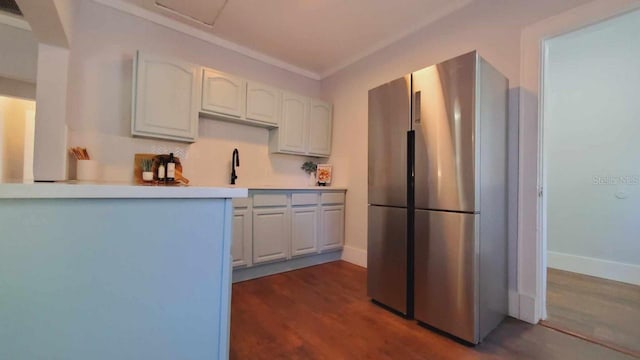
118;0;473;78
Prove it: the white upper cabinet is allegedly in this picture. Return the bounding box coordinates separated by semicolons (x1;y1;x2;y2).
130;50;333;151
132;51;200;142
201;69;246;118
273;92;309;154
308;100;332;157
246;81;281;126
269;94;332;157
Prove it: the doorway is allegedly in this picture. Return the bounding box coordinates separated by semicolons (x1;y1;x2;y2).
540;8;640;357
0;95;36;182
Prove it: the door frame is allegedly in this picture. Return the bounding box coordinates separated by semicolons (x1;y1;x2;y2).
519;0;640;324
531;3;640;323
537;39;551;321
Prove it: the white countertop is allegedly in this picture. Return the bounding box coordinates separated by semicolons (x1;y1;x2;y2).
0;182;248;199
193;182;347;191
245;185;347;191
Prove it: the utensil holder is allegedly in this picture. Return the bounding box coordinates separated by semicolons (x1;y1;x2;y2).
76;160;99;181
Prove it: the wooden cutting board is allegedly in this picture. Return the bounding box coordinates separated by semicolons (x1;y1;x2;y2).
133;153;189;185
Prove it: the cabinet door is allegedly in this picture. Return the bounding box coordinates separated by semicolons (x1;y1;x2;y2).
278;92;309;153
201;68;246;118
320;205;344;251
246;81;281;126
253;207;289;264
291;206;318;256
132;51;199;142
232;208;252;268
307;99;333;156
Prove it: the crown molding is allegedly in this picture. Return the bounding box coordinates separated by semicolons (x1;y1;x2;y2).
92;0;322;80
93;0;472;81
0;11;31;31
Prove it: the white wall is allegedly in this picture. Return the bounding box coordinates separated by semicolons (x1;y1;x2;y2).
544;9;640;284
0;20;38;100
0;96;36;182
0;19;38;182
33;44;70;181
0;22;38;84
64;0;322;185
0;77;36;100
320;0;591;314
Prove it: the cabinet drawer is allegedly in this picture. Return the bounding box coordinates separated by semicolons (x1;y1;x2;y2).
233;198;251;208
321;192;345;205
253;194;288;207
292;193;318;206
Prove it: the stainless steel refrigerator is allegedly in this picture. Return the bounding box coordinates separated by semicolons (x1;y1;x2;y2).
367;51;508;344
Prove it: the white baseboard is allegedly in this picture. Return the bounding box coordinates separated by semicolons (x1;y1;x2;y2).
233;251;342;283
508;292;539;324
508;290;520;318
548;251;640;286
518;293;538;324
341;245;367;268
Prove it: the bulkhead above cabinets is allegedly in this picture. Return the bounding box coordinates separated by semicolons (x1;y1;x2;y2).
131;50;333;157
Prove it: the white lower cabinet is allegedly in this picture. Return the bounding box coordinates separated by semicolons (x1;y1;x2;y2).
231;190;345;272
252;207;289;264
291;206;318;256
231;207;252;267
320;205;345;251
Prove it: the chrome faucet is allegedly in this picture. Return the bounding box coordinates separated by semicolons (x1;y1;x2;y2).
230;148;240;185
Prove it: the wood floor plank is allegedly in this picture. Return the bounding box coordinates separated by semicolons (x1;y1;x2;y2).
231;261;636;359
544;268;640;357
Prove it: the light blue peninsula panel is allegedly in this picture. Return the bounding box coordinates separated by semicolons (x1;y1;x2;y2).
0;197;234;360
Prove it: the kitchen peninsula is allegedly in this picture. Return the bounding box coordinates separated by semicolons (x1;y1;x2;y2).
0;182;247;360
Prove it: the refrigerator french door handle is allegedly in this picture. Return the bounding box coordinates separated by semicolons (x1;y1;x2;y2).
414;91;421;123
407;130;415;319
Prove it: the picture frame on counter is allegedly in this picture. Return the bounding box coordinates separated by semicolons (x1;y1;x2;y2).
316;164;332;186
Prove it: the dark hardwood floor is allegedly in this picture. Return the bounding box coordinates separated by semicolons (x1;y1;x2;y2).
543;268;640;358
230;261;635;359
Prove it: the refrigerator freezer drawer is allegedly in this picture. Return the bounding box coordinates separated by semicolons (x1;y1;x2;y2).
367;205;407;315
414;209;478;343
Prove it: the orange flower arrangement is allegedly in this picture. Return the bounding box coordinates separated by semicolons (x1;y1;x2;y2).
317;168;330;182
316;164;332;184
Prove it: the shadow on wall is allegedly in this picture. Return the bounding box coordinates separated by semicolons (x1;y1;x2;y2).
506;87;521;306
